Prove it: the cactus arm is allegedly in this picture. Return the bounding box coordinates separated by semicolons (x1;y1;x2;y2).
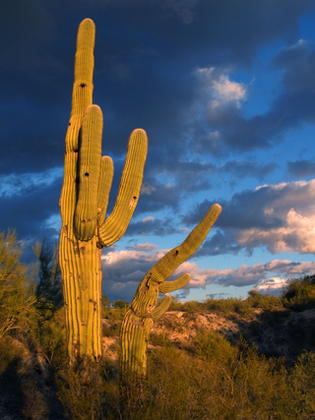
74;105;103;241
159;273;190;294
98;128;148;247
97;156;114;225
120;203;222;378
150;203;222;284
151;295;172;321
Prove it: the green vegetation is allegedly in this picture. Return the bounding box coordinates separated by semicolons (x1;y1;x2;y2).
167;278;315;316
33;239;63;319
282;274;315;309
0;229;36;339
168;293;284;318
1;229;315;418
0;230;66;419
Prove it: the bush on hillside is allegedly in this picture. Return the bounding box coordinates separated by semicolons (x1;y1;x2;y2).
33;239;63;319
282;275;315;309
0;229;36;339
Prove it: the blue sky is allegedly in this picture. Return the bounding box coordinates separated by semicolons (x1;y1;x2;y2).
2;1;315;302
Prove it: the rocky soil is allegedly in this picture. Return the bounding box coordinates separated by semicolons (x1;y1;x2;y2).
104;307;315;366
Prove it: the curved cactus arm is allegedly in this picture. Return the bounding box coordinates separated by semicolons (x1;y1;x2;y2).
98;128;148;247
74;105;103;241
151;295;172;321
97;156;114;225
120;203;222;379
159;273;190;294
148;203;222;285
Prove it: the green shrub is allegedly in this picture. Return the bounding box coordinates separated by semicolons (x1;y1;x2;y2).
34;307;67;371
33;239;63;319
149;330;168;347
102;306;128;321
112;299;130;310
56;361;107;420
0;229;36;338
181;300;203;313
204;296;253;317
282;275;315;309
168;297;184;311
247;289;283;310
102;323;120;338
0;336;50;419
289;351;315;416
102;295;110;309
190;329;237;365
105;337;315;419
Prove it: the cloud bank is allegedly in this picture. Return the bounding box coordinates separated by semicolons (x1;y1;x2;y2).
101;243;315;301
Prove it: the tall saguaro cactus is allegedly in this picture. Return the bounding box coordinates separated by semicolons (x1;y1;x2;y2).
120;203;221;378
59;18;147;363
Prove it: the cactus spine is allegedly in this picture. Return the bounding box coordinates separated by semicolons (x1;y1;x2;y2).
59;18;147;364
120;203;222;378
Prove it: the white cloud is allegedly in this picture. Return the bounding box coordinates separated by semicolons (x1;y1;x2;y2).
0;166;63;198
101;246;167;276
253;277;288;296
102;248;163;266
212;74;247;107
236;179;315;254
141;216;154;223
43;214;61;237
196;67;247;108
174;259;315;290
101;241;315;301
141;183;156;195
126;242;159;251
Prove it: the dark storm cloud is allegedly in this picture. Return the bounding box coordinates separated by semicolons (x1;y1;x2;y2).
134;161;214;214
84;0;314;64
125;216;179;237
195;229;242;257
0;1;55;71
183;186;286;231
123;157;277;226
0;103;67;174
288;159;315;178
1;0;315;247
220;161;278;181
0;176;62;240
2;0;314;169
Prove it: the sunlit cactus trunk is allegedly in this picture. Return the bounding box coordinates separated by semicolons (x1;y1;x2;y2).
120;311;153;378
59;233;104;361
59;19;147;364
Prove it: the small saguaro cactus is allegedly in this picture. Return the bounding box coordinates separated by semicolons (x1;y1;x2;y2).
59;18;147;364
120;203;222;378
